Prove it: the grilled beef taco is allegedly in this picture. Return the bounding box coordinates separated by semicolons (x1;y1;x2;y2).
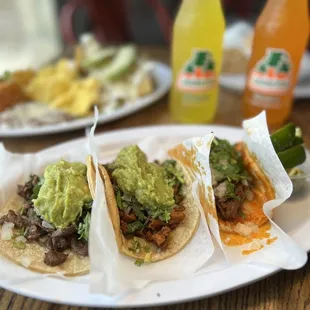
0;159;93;276
88;145;200;263
209;138;275;243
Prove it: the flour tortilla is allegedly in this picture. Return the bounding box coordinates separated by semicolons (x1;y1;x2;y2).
88;156;200;262
218;142;275;234
0;159;94;276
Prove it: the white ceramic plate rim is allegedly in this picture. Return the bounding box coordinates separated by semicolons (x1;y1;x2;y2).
0;125;309;308
0;62;171;137
219;74;310;99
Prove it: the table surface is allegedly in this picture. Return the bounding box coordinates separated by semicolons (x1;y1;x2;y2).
1;47;310;310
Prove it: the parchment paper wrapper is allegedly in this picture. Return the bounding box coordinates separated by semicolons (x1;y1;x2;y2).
196;112;307;269
88;135;215;297
0;133;96;283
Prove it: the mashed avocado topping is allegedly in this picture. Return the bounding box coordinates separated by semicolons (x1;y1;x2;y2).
112;145;175;220
33;160;92;228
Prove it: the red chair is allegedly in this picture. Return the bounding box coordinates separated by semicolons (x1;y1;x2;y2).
60;0;252;45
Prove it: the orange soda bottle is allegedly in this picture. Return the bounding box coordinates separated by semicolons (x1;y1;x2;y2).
242;0;309;127
169;0;225;123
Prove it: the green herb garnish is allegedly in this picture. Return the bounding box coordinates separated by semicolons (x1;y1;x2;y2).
129;237;141;254
77;212;91;241
31;177;44;200
116;190;123;209
134;259;144;267
127;221;144;234
143;245;151;253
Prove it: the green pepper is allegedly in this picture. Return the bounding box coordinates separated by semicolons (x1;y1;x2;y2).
277;145;306;169
270;123;296;152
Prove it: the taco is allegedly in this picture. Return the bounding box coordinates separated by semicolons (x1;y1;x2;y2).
209;138;275;243
0;159;93;276
88;145;200;263
209;120;307;245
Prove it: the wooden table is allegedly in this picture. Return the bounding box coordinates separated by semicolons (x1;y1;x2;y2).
1;47;310;310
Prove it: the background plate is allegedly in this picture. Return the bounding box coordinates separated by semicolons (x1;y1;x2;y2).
0;125;309;308
0;62;171;137
220;74;310;99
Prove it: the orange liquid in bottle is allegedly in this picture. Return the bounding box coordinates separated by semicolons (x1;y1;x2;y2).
242;0;309;128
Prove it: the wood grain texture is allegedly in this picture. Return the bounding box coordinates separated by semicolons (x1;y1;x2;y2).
0;47;310;310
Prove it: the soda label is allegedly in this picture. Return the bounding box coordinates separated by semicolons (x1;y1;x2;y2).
177;49;217;93
248;48;292;96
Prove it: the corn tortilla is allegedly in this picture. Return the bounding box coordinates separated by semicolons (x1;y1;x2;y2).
88;156;200;262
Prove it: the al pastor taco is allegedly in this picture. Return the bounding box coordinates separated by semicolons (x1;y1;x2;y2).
209;121;306;245
210;138;275;243
0;159;93;276
88;145;200;263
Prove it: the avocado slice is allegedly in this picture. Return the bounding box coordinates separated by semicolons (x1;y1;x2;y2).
81;47;116;70
91;45;137;82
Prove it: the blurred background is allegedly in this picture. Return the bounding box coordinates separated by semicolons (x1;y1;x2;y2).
0;0;268;69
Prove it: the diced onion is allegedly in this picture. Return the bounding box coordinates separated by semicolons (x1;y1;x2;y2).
20;256;31;268
214;182;227;199
242;179;249;186
42;221;54;229
15;235;27;243
1;222;14;240
246;190;254;201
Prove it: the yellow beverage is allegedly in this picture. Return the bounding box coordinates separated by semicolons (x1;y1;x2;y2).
169;0;225;123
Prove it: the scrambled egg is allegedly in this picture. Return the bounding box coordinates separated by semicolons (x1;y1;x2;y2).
26;59;100;117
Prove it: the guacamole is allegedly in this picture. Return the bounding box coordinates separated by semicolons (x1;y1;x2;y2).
112;145;175;216
33;160;92;228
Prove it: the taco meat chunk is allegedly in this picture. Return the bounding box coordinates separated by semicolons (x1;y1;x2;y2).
0;160;93;268
104;145;186;250
210;138;252;221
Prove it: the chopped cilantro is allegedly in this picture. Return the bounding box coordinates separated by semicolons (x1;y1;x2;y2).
129;237;141;253
77;212;91;241
116;190;123;209
238;210;246;219
162;160;185;186
131;202;147;221
143;245;151;253
23;227;29;237
30;177;44;200
84;200;93;209
127;221;144;234
134;259;144;267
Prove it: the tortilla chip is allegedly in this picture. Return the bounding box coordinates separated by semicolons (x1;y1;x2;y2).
94;161;200;262
218;142;275;235
137;73;154;97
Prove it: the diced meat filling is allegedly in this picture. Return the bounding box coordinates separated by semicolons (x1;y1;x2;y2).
215;183;249;221
119;205;186;249
0;175;90;267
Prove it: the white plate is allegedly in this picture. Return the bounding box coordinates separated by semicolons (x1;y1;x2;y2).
0;62;171;137
220;74;310;99
0;125;309;308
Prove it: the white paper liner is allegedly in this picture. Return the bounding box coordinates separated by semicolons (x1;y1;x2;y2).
201;112;307;269
0;108;100;284
88;135;215;297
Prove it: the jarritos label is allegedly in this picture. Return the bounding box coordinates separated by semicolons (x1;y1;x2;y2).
248;48;292;96
177;49;217;93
